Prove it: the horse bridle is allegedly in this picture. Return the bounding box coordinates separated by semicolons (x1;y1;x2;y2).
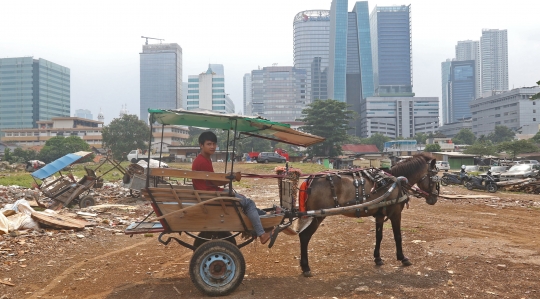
411;161;440;198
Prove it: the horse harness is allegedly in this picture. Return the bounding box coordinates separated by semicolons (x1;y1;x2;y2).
310;168;405;218
406;162;440;199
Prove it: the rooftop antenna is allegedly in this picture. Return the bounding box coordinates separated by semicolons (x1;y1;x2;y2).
141;36;165;45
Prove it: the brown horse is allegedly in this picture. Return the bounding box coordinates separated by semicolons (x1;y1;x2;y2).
299;152;439;277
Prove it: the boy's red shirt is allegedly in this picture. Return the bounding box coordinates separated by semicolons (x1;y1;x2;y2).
191;154;224;191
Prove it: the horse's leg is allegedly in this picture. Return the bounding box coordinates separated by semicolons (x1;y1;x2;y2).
299;216;324;277
389;210;412;266
373;214;385;265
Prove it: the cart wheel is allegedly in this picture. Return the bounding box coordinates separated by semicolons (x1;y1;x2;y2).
130;189;141;198
79;196;95;208
193;232;236;250
466;182;473;190
440;177;449;186
189;240;245;296
123;173;131;184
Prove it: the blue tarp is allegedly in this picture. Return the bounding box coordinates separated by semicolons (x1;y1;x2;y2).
31;151;92;180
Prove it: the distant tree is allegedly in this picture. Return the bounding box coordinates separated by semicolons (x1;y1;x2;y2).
414;132;428;144
10;148;37;163
497;139;539;159
487;125;515;144
299;99;355;157
38;136;92;163
531;80;540;100
236;136;272;154
101;114;149;161
531;131;540;144
185;126;207;146
365;133;392;152
424;143;441;152
452;129;476;145
3;148;12;163
463;141;497;157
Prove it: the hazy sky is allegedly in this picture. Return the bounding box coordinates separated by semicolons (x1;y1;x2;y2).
1;0;539;124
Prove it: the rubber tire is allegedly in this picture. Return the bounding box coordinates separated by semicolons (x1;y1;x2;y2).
487;183;498;193
79;195;95;208
189;240;245;297
440;177;449;186
123;173;131;184
130;189;141;198
445;169;449;172
193;232;237;250
466;182;474;190
264;159;269;164
131;158;137;163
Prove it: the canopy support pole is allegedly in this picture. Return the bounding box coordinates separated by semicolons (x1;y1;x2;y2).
228;119;238;196
146;118;153;189
158;124;165;168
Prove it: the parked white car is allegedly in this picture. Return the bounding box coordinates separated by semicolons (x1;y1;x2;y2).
435;161;450;172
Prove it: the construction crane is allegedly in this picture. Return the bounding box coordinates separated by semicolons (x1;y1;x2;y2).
141;36;164;45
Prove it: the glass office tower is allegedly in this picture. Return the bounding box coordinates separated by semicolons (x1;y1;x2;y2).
441;59;452;125
293;10;330;103
0;57;70;131
251;66;306;122
140;43;182;122
328;0;348;102
449;60;476;122
370;5;413;96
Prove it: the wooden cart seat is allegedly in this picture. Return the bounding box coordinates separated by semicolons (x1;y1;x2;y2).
148;168;241;183
142;187;283;233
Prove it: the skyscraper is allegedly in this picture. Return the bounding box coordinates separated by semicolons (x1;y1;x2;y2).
455;40;481;99
442;60;476;123
328;0;348;102
0;57;70;132
346;1;375;135
441;59;452;125
186;65;235;114
75;109;93;120
251;66;306;122
293;10;330;102
370;5;413;96
140;43;182;122
481;29;508;95
243;73;252;115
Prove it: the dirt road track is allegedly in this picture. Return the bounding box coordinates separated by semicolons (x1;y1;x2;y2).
2;184;540;298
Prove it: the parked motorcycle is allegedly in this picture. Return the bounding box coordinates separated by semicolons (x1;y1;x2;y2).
440;172;470;186
465;170;498;193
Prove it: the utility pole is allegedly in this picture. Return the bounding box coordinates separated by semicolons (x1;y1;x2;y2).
141;36;164;45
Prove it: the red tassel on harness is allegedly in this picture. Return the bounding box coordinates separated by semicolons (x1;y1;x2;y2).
298;180;309;212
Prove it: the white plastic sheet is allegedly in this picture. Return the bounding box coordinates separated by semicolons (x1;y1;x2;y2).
0;213;8;235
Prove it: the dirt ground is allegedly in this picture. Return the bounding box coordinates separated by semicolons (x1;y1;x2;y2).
2;177;540;299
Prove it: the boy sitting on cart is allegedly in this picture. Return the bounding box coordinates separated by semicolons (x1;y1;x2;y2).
192;131;274;244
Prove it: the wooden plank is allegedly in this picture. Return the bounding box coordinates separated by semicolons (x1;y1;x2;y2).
217;191;229;215
31;211;90;230
0;280;15;286
193;190;208;213
148;168;241;182
439;194;497;199
150;197;239;221
157;203;284;232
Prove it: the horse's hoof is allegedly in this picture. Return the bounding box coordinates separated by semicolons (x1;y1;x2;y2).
302;271;313;277
401;258;413;266
375;259;384;266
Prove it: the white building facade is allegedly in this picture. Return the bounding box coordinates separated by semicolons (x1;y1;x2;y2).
360;97;439;138
470;87;540;136
243;73;252;115
186;65;235;113
480;29;508;95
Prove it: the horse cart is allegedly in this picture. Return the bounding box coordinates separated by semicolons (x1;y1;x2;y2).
125;109;440;296
31;151;126;210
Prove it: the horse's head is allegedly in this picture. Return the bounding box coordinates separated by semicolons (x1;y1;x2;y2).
415;158;439;205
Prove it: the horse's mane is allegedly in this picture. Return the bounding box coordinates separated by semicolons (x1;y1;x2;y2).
389;152;433;178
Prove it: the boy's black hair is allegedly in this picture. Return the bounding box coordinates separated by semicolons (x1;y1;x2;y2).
198;131;218;145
